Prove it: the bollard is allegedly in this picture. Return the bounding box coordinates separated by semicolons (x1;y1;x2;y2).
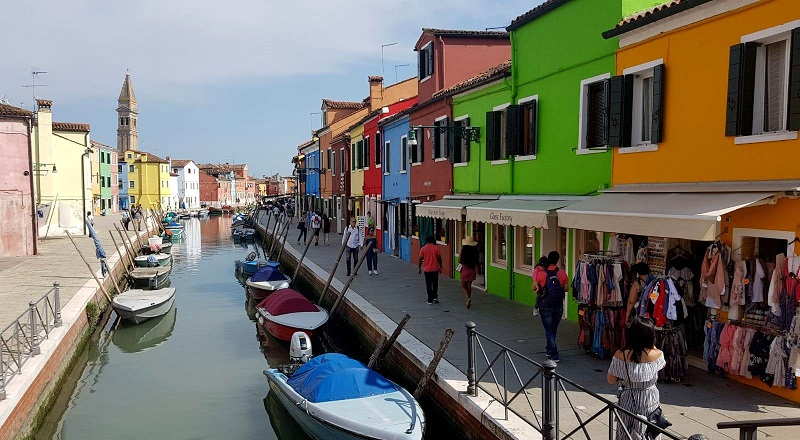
541;359;558;440
466;321;477;397
29;301;40;355
53;282;63;327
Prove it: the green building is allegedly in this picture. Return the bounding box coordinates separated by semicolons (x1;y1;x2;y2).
432;0;658;316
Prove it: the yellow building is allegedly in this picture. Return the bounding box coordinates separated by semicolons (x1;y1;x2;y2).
122;149;171;209
30;99;93;237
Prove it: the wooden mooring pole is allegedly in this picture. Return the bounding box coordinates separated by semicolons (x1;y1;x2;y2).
414;328;454;399
329;241;373;316
368;313;411;369
113;225;136;267
64;231;113;303
108;231;130;272
290;228;319;287
273;216;291;261
317;231;351;306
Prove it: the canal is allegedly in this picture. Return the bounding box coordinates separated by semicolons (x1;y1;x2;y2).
35;216;310;440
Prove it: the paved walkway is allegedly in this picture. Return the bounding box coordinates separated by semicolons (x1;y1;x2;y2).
0;214;154;330
269;220;800;440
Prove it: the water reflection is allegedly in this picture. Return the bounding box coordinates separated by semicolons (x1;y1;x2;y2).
111;307;177;353
264;392;309;440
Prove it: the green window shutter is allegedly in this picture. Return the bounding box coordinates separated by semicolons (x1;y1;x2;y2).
505;104;522;156
788;28;800;131
651;64;666;144
725;43;758;136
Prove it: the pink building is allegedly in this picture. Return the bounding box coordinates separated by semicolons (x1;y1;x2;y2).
0;103;36;256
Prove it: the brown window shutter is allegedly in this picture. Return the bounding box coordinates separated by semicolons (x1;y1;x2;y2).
607;75;625;147
788;28;800;131
505;105;522;156
651;64;665;144
463;117;471;163
529;100;538;156
725;43;758;136
486;111;497;160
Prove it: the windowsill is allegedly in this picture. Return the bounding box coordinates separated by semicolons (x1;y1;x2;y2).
514;267;533;277
490;159;509;165
376;164;381;168
515;154;537;161
491;261;507;269
434;157;447;162
619;144;659;154
436;241;448;246
363;167;369;171
420;75;431;83
412;162;422;167
575;147;608;155
453;162;469;167
400;170;407;174
735;131;798;145
383;172;390;176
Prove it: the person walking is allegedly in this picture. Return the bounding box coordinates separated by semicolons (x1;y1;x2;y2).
418;236;442;304
321;212;331;245
342;218;362;277
458;236;479;309
534;251;568;362
296;212;307;243
607;317;668;440
366;211;376;230
86;211;95;227
310;211;322;245
365;226;379;275
121;210;131;231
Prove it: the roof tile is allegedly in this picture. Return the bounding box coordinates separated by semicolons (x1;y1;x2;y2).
603;0;712;38
53;121;91;132
422;28;509;39
0;103;33;118
431;61;511;100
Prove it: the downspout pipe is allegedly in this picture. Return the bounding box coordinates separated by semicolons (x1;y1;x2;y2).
26;117;37;254
508;29;519;296
81;133;90;235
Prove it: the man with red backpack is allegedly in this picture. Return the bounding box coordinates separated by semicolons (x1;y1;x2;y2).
534;251;569;362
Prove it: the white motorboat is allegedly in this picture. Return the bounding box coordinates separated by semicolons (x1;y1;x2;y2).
129;265;171;289
112;288;176;324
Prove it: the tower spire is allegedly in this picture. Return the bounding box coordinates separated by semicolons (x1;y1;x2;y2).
116;72;139;153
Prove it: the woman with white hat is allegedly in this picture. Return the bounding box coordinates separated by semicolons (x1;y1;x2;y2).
458;236;479;309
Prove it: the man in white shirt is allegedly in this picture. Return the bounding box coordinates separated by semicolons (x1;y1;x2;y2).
342;218;362;277
310;211;322;246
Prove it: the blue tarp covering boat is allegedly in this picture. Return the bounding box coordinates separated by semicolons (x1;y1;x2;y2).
287;353;397;403
251;265;288;282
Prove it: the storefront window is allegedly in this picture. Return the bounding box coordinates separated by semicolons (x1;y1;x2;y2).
492;225;507;265
515;227;535;271
435;219;447;243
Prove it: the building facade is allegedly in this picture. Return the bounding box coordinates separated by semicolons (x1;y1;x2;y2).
122;150;171;209
171;159;200;208
92;141;116;214
380;113;413;261
118;159;130;210
0;103;36;256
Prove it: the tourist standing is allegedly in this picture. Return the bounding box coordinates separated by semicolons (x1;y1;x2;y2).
418;236;442;304
342;218;362;277
366;211;376;230
296;213;307;243
121;210;131;231
458;236;479;309
365;227;379;275
310;211;322;245
86;211;95;227
533;251;568;362
321;212;331;245
607;317;668;440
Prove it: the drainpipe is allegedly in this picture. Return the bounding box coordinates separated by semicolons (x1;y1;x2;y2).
25;118;37;254
509;30;519;195
81;135;90;235
508;30;520;295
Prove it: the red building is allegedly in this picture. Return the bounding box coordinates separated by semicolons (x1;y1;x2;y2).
409;28;511;277
0;103;36;256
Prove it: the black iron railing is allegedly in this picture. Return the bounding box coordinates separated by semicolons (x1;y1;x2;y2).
465;321;688;440
0;282;63;400
717;417;800;440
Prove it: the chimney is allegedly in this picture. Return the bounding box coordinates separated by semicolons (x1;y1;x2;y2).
369;76;384;111
35;99;54;164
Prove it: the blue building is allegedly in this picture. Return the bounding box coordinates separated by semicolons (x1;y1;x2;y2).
118;160;130;210
302;142;321;211
380;113;412;261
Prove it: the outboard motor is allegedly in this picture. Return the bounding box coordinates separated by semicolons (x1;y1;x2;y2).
289;331;312;364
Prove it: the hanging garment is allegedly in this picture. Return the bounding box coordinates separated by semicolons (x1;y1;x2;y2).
730;326;746;374
715;323;737;371
765;336;788;388
752;259;767;304
704;321;724;373
738;327;756;378
748;332;775;383
729;260;746;320
789;315;800;376
668;266;695;306
700;247;727;309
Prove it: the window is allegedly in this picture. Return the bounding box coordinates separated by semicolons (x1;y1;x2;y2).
581;77;610;149
492;225;507;265
485;109;508;160
418;42;433;80
118;180;123;189
130;195;135;203
384;141;391;173
435;218;447;243
452;118;470;163
399;202;408;236
118;164;123;173
351;143;356;170
519;99;538;156
433;117;448;159
129;180;135;188
363;136;370;169
357;140;364;169
173;168;178;173
411;127;424;164
624;61;665;147
340;148;346;174
331;150;337;175
401;136;408;171
126;153;132;159
515;227;535;271
375;132;381;166
130;165;136;172
727;25;799;139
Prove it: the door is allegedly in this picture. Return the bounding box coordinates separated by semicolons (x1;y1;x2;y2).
336;197;343;233
473;222;486;289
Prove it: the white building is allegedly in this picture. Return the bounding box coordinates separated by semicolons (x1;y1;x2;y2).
168;172;180;209
171;159;200;209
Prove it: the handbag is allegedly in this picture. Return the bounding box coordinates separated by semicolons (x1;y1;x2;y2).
620;354;672;440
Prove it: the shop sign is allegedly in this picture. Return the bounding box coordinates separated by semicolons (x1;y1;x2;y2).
488;211;513;224
647;237;666;275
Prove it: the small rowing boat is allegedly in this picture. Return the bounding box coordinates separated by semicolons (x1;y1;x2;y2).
112;288;176;324
255;289;327;341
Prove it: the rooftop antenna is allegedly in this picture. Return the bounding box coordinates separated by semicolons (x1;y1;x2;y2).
21;70;48;110
484;26;506;31
309;112;321;134
393;64;410;83
380;42;399;77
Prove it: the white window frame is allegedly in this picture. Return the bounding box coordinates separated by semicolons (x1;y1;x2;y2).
516;95;539;160
620;59;664;153
491;224;508;268
400;135;408;173
419;41;433;82
577;73;612;154
737;20;799;144
433;115;449;160
453;114;471;164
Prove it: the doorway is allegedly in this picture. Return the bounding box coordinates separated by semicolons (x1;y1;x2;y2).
473;222;486;289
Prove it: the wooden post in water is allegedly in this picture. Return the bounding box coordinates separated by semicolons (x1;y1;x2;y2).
65;231;113;303
114;224;136;266
109;230;131;272
121;224;139;259
274;217;292;262
329;241;373;315
290;228;319;287
413;328;454;400
368;313;411;369
318;231;351;306
267;214;283;256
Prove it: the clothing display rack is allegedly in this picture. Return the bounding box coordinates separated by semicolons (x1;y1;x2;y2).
574;253;628;359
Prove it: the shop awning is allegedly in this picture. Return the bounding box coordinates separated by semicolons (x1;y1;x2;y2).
466;199;572;228
416;199;490;221
557;192;776;241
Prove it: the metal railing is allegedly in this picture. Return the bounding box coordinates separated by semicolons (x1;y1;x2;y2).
717;417;800;440
0;282;63;400
465;321;689;440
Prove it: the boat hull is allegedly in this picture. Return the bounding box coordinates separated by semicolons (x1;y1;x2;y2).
113;292;176;324
130;267;171;289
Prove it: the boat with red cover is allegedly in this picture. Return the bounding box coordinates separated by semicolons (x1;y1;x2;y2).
256;289;328;341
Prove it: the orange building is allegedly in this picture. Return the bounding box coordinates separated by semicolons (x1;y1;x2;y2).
556;0;800;401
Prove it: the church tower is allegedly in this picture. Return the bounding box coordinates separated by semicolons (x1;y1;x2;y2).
116;73;139;153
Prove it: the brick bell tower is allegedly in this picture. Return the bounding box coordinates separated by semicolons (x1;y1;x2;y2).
116;73;139;153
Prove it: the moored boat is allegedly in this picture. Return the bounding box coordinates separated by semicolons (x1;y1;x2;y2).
140;241;172;255
208;207;223;216
112;288;176;324
130;265;172;289
255;289;327;341
264;353;425;440
246;265;289;301
134;253;171;267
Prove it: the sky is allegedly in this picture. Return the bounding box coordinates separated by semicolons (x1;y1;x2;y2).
0;0;540;177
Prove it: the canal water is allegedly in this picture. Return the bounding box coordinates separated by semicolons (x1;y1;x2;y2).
35;216;311;440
